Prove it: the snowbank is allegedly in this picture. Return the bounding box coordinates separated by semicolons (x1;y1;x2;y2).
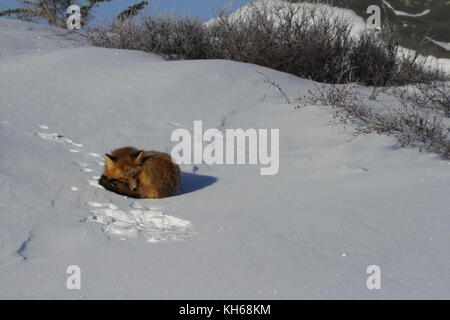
1;17;450;299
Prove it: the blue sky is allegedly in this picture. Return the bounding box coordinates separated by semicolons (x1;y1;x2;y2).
0;0;251;22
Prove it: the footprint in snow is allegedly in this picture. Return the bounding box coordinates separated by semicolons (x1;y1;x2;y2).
88;153;102;159
35;125;193;242
88;179;103;189
37;132;83;148
307;164;369;180
84;202;193;242
36;126;102;175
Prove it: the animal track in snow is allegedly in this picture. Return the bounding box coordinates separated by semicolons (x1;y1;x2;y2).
88;179;103;189
85;202;193;242
36;126;107;191
74;162;88;167
37;132;83;148
88;152;102;159
337;164;369;175
308;164;369;180
35;125;193;243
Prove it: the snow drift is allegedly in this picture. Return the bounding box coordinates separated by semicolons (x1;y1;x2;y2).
1;17;450;299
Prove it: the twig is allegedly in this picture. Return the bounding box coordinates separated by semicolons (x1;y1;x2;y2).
256;71;291;104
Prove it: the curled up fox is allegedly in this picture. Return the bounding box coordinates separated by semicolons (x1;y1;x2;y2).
99;147;180;199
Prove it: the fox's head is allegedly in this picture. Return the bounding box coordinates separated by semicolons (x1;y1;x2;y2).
103;150;146;192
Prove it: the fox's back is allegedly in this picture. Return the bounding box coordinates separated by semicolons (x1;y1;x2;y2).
138;152;180;198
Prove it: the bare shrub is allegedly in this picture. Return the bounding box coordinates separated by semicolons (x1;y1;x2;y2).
394;52;447;85
87;1;445;86
88;18;145;51
140;14;210;60
88;14;209;60
393;105;450;157
257;71;291;104
302;83;450;159
348;33;398;86
408;81;450;117
208;3;354;83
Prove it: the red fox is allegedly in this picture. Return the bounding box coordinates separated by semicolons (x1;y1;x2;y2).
101;147;180;199
99;174;141;198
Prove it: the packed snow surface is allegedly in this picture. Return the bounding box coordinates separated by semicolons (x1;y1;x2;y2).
1;17;450;299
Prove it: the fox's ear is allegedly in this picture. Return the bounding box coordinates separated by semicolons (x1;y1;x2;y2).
104;154;117;169
133;150;145;164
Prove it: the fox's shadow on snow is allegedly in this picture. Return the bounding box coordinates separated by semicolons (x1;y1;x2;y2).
178;172;217;196
99;172;217;198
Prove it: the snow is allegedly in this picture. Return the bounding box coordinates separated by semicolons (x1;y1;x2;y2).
206;0;367;35
1;15;450;299
86;202;192;242
425;37;450;52
382;1;431;18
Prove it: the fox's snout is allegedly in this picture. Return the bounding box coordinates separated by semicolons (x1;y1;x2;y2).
128;178;138;192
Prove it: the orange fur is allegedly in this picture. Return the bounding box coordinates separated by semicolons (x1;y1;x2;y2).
102;147;180;199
